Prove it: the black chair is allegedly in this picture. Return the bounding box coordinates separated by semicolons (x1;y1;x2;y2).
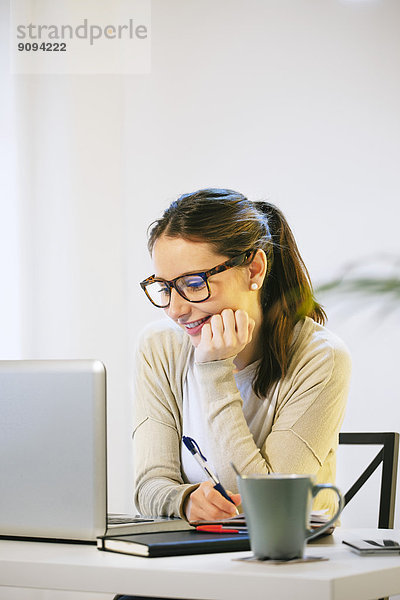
339;432;399;528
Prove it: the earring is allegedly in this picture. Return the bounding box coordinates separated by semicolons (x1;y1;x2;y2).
250;283;258;291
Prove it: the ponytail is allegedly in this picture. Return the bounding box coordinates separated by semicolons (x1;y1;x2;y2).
253;202;326;397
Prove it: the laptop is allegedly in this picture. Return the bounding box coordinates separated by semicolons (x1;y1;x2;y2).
0;359;189;543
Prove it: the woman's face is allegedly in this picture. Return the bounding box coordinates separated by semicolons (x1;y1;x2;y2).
152;235;262;347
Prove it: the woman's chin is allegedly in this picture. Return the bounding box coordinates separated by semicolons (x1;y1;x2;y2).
177;322;201;346
187;332;201;347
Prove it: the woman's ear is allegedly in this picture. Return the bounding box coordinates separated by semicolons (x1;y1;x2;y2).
248;249;267;290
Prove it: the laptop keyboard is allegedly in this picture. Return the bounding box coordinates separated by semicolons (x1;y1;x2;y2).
107;514;154;525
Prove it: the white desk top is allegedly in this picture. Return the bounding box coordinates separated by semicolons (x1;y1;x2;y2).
1;528;400;600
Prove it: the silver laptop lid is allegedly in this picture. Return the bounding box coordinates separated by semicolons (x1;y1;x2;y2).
0;359;107;542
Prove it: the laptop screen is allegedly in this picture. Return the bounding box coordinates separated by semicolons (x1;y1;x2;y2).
0;360;107;542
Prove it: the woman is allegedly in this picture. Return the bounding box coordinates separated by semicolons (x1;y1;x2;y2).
134;188;351;523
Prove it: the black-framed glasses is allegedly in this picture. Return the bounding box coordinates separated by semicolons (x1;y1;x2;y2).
140;249;256;308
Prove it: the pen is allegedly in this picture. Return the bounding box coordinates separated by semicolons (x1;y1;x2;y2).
182;435;239;514
196;525;245;534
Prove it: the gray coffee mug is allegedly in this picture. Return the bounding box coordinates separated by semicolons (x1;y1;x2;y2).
238;473;343;560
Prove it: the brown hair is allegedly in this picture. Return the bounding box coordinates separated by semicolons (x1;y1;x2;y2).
148;188;326;398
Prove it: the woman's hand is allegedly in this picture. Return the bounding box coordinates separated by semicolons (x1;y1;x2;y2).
184;481;241;522
194;308;255;363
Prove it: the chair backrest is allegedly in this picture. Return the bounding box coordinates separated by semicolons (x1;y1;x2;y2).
338;432;399;528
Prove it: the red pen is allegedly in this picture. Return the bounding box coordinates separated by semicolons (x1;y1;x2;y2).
196;525;243;534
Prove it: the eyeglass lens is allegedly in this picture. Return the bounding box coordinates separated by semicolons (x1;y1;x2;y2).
146;274;208;307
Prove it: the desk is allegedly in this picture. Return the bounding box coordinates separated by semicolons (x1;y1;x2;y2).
1;529;400;600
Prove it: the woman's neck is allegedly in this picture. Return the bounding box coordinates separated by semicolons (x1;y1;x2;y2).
233;322;263;371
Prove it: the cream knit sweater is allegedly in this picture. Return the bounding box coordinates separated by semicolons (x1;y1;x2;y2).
133;317;351;518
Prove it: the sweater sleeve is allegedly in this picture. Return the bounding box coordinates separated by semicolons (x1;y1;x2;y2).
133;323;198;518
193;324;351;490
264;336;351;473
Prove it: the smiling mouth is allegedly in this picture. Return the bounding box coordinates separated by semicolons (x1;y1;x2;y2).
183;316;211;330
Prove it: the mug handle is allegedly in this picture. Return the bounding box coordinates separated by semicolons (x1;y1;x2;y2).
306;484;344;541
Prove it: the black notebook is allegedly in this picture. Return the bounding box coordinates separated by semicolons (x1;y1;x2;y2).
97;529;250;557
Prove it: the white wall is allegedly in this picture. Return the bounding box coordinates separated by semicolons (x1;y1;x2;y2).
2;0;400;529
0;7;20;359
